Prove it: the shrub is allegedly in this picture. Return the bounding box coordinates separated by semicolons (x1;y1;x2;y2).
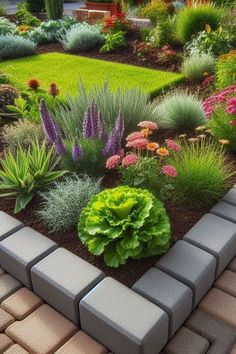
78;186;171;267
0;35;36;60
148;16;176;48
2;120;45;152
182;52;215;81
45;0;63;20
168;139;234;208
142;0;173;25
157;92;207;132
176;4;221;43
0;142;66;213
54;81;159;136
38;175;101;232
100;31;125;53
16;2;41;26
0;17;16;35
216;51;236;90
102;13;131;34
57;23;104;51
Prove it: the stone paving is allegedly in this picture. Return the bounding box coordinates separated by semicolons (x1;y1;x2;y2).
0;258;236;353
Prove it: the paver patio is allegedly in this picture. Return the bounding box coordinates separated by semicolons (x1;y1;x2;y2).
1;258;236;353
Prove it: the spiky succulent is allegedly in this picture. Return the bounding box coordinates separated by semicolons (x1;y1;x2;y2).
0;84;19;119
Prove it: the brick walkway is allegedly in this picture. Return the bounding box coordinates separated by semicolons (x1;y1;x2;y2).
0;258;236;353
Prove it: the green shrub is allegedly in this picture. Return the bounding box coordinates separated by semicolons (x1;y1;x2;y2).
16;2;41;26
57;23;104;51
176;4;221;43
54;81;159;136
142;0;172;25
2;120;45;152
148;16;176;48
157;92;207;132
0;35;37;60
0;142;66;213
27;0;45;13
45;0;63;20
182;52;215;81
0;17;17;35
168;139;234;208
0;1;7;16
38;175;101;232
100;31;125;53
78;186;171;267
216;51;236;89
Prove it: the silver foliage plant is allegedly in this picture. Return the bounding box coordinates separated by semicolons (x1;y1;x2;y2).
54;81;160;137
37;174;102;233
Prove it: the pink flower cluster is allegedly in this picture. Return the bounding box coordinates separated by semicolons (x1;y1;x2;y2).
137;121;158;130
161;165;177;177
126;138;149;150
165;139;181;152
202;85;236;119
106;152;138;169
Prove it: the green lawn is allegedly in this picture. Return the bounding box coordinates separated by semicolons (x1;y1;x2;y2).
0;52;184;97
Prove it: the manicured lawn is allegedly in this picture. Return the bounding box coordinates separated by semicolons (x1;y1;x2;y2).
0;52;184;97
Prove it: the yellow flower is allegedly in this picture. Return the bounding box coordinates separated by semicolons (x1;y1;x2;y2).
147;142;159;151
219;139;230;145
141;128;152;138
206;24;211;33
157;147;169;156
195;125;207;131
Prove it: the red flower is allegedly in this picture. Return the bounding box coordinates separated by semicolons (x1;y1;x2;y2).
28;78;40;90
49;83;59;97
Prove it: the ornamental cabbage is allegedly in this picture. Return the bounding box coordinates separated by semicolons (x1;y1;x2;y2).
78;186;171;267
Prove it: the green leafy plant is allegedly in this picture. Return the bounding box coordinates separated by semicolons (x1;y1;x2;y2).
0;17;17;35
216;51;236;89
176;4;221;43
16;1;41;26
0;142;67;213
0;1;7;16
148;16;176;48
57;23;104;51
45;0;63;20
78;186;171;267
38;175;101;232
182;52;215;81
168;139;234;208
142;0;173;25
0;35;36;60
157;92;207;132
100;31;125;53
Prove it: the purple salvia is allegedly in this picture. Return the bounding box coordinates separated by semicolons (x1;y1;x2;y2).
115;110;125;141
98;111;107;141
91;100;99;138
83;106;92;138
55;136;66;155
72;144;83;161
39;99;57;143
103;128;118;157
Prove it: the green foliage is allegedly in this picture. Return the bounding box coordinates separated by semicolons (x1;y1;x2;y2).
182;52;215;81
62;139;106;177
148;16;176;48
78;186;171;267
16;2;41;26
185;28;234;56
38;175;101;232
142;0;172;25
216;51;236;89
2;120;45;152
168;139;234;208
176;4;221;43
0;35;36;60
55;81;160;136
100;31;125;53
27;0;45;13
57;23;104;51
0;1;7;16
0;17;17;35
0;142;67;213
45;0;64;19
157;92;207;132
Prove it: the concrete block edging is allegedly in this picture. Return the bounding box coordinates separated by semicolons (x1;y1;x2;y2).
0;187;236;354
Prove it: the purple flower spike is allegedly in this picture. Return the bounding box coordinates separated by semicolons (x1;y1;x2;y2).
103;111;124;157
72;144;83;161
115;110;125;140
83;107;92;139
55;137;66;155
39;99;57;143
98;111;107;141
91;100;99;138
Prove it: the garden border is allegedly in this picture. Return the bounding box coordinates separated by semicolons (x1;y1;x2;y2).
0;186;236;354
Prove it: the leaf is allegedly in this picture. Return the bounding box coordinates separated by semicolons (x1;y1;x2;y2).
14;193;33;214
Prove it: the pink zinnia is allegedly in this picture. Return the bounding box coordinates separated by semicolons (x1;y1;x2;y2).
106;155;121;169
126;131;144;142
126;138;149;150
161;165;177;177
165;139;181;152
122;153;138;167
138;121;158;130
230;119;236;126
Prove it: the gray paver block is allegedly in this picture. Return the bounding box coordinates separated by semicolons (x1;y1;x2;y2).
0;211;23;242
0;227;58;288
155;241;216;308
211;201;236;224
0;273;21;302
31;247;105;324
132;267;193;337
186;309;236;354
163;327;210;354
222;187;236;206
183;213;236;277
80;277;169;354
